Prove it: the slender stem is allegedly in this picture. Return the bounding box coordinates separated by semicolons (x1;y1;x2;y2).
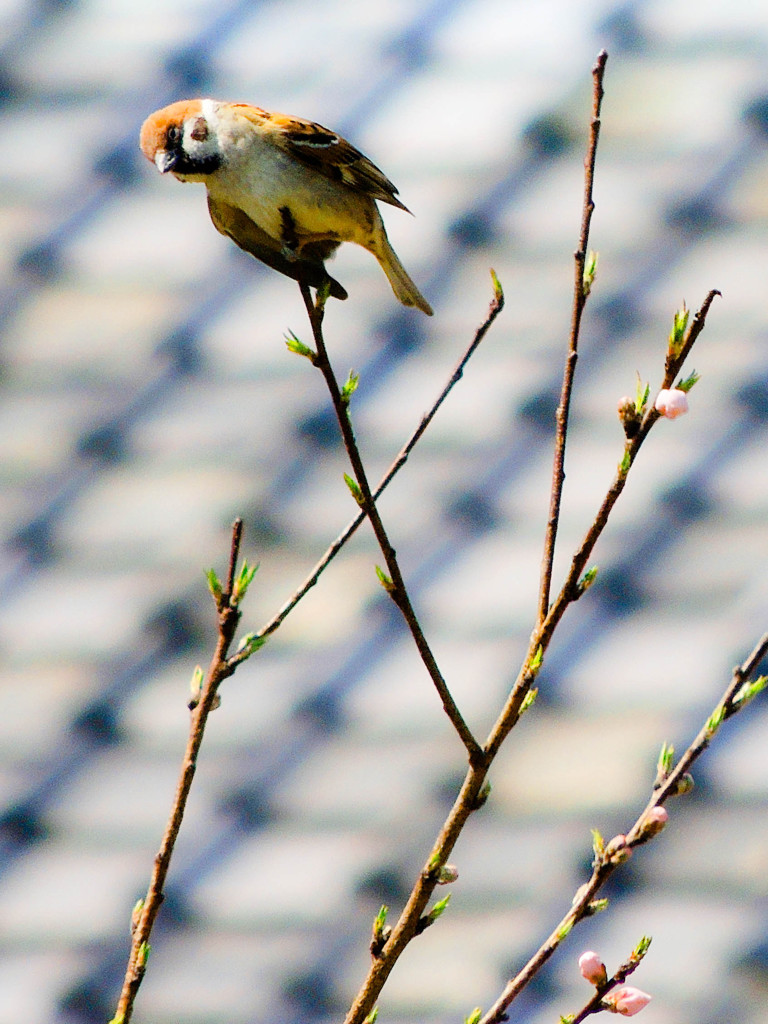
112;520;245;1024
299;284;484;764
479;632;768;1024
565;944;648;1024
484;290;720;761
343;762;490;1024
538;49;608;625
663;287;720;385
630;629;768;826
226;517;244;594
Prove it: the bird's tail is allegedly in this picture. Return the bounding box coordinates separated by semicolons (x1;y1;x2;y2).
375;234;433;316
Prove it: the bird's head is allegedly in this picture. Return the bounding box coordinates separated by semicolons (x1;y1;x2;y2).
140;99;224;181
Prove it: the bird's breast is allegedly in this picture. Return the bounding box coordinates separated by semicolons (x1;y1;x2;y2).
208;139;378;246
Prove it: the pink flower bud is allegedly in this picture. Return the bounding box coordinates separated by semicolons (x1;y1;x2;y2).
604;985;652;1016
579;950;607;986
637;805;668;841
604;834;632;864
655;388;688;419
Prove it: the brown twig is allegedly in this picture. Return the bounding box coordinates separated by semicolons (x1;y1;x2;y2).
487;288;720;762
478;634;768;1024
538;49;608;625
298;282;484;765
111;519;246;1024
568;942;650;1024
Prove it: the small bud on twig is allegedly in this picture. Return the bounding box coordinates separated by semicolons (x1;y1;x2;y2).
188;665;204;709
341;370;360;407
315;277;331;307
284;330;318;363
635;374;650;415
602;985;652;1016
732;675;767;709
617;395;641;438
416;894;451;934
669;772;694;797
234;632;268;660
520;688;538;714
428;893;451;922
582;250;599;296
635;806;668;843
370;905;391;958
654;741;675;789
436;863;459;885
344;473;365;507
130;899;144;936
586;898;609;916
591;828;605;863
668;303;689;357
474;780;492;809
675;369;700;393
604;834;632;865
579;950;608;987
375;565;396;594
232;560;259;603
529;645;544;674
205;568;223;604
576;566;598;596
655;388;688;420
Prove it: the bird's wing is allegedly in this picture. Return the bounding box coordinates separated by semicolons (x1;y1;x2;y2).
230;103;410;212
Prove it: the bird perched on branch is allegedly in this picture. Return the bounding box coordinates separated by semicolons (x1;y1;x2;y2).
139;99;433;315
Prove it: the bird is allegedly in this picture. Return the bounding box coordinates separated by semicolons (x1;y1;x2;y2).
139;99;433;315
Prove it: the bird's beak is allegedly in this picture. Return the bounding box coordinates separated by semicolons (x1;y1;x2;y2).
154;150;177;174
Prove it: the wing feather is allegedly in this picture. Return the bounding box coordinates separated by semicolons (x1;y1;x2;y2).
229;103;410;211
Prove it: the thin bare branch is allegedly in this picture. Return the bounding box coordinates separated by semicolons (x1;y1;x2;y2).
538;49;608;625
111;520;246;1024
479;634;767;1024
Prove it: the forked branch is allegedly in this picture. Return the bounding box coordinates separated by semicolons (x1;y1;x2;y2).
298;282;484;765
340;293;721;1024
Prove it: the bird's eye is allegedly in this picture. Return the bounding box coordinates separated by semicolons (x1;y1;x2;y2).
166;125;182;146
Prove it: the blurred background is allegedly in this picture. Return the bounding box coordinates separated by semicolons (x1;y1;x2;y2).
1;1;767;1022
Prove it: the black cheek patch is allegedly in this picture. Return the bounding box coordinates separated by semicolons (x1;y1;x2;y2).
173;151;222;176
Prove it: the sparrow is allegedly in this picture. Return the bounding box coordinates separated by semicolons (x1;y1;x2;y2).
139;99;433;315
